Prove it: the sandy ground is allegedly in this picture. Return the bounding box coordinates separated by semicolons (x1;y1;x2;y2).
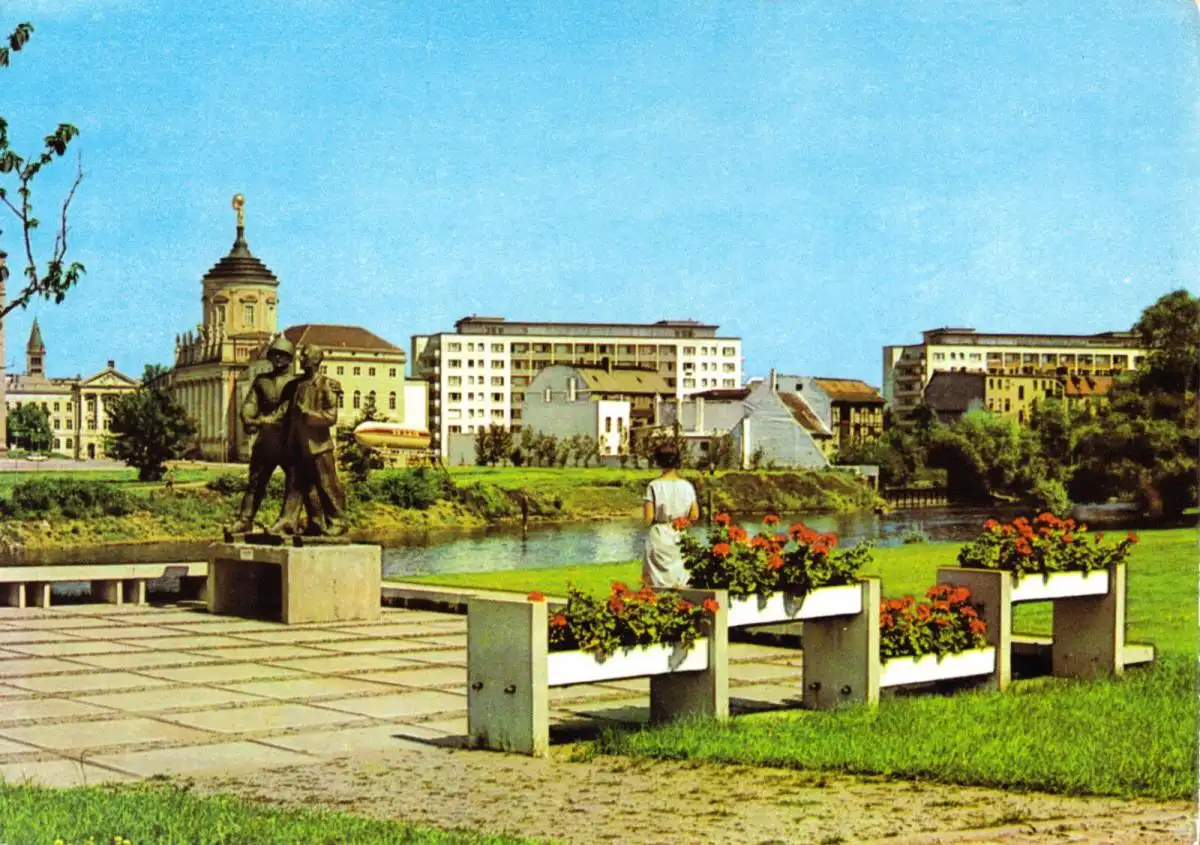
195;744;1196;845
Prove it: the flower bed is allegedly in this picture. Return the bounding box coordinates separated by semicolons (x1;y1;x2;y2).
541;583;718;659
678;512;873;625
957;512;1137;579
879;584;988;661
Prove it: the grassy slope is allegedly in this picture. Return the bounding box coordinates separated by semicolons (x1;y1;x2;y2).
408;530;1198;798
0;783;544;845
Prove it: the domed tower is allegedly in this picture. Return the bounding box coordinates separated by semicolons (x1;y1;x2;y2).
200;194;279;340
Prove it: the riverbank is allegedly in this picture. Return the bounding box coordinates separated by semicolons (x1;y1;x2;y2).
0;465;881;553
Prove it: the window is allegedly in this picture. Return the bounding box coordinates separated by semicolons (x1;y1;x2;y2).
492;392;503;402
448;409;462;420
353;391;361;410
682;346;696;355
969;353;981;361
54;438;60;449
336;391;344;408
448;342;462;352
683;378;695;388
389;368;397;378
65;438;72;448
336;366;345;375
448;359;461;368
492;360;504;369
490;376;504;386
544;388;552;403
367;390;376;408
449;425;462;434
491;343;504;353
1018;386;1025;400
723;363;735;372
723;378;735;387
605;417;612;432
53;402;60;412
52;418;60;430
353;366;361;376
491;409;504;419
320;366;327;374
933;352;945;361
448;376;462;386
368;367;376;377
388;392;397;410
449;392;462;401
511;392;525;403
1004;399;1011;412
722;346;736;356
243;303;255;326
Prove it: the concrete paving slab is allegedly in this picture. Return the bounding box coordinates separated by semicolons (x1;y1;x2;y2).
0;684;30;697
70;651;226;671
17;617;126;630
9;671;173;695
319;690;465;720
356;665;465;690
90;625;207;639
114;610;213;624
0;657;90;678
593;677;650;693
117;635;258;650
4;641;151;657
549;683;629;704
337;611;457;628
0;717;212;751
217;677;398;701
168;702;365;734
158;620;284;635
304;637;450;654
408;715;468;736
265;654;423;675
191;645;331;661
0;737;41;754
407;634;467;648
728;662;806;683
730;684;805;708
729;643;803;662
140;663;305;685
564;697;649;724
259;724;433;756
398;648;467;667
0;608;56;620
0;697;114;723
329;623;457;638
92;741;314;778
0;630;85;645
229;629;364;645
0;759;136;787
78;685;265;714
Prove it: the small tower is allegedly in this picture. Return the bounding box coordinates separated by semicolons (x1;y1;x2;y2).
200;193;280;339
26;318;45;378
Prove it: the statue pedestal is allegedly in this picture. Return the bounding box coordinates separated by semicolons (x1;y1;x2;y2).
207;542;381;624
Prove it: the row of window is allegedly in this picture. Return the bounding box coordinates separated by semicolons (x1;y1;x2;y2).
446;342;740;358
446;375;505;387
682;378;737;388
445;392;506;404
933;350;1137;367
333;391;399;411
447;408;506;420
324;365;401;378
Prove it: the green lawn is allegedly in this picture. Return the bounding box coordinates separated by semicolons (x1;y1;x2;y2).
408;528;1198;798
0;467;223;497
0;782;546;845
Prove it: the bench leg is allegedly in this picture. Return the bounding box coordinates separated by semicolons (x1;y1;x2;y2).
93;580;124;605
1;583;26;609
1052;563;1125;679
28;583;51;609
123;579;147;606
802;579;881;710
650;589;729;724
467;599;548;756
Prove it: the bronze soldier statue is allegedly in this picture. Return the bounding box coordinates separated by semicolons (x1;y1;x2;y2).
226;335;296;534
270;344;347;536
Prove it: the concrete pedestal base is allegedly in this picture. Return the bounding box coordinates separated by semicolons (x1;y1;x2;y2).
207;543;381;625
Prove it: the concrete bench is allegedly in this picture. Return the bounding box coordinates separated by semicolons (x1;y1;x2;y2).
0;562;208;609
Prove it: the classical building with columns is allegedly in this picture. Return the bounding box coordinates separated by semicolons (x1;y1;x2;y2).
4;319;139;459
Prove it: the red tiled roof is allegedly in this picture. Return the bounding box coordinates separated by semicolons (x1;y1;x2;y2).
811;378;885;404
282;324;402;353
1061;375;1114;398
779;392;833;438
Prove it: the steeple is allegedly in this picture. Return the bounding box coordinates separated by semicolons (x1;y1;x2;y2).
26;318;45;377
200;194;280;338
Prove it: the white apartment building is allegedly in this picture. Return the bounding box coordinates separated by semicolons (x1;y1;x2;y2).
411;316;743;455
882;327;1148;419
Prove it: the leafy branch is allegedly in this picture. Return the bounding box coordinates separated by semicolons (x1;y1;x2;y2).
0;21;86;320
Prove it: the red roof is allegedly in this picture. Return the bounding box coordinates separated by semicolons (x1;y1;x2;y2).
282;324;402;353
1061;375;1114;398
811;378;885;404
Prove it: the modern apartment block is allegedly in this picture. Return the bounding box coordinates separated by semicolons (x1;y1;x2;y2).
882;327;1147;420
411;316;743;455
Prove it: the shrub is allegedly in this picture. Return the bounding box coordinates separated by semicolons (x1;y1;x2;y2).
1030;478;1071;515
205;473;247;495
365;468;450;510
5;479;135;519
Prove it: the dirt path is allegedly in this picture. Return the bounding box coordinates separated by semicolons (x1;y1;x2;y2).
195;745;1195;844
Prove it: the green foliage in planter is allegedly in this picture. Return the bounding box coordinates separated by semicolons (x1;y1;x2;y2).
957;512;1137;577
544;583;717;658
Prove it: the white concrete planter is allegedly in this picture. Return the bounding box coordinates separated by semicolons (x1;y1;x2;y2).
726;584;863;628
547;640;709;687
880;647;996;688
1011;570;1109;604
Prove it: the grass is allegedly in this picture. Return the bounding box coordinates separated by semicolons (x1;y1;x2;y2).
0;781;546;845
408;528;1198;798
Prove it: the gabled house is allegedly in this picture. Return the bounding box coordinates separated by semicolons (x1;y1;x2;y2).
776;375;886;457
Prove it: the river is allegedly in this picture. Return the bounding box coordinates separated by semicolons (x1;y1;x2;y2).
379;505;1023;579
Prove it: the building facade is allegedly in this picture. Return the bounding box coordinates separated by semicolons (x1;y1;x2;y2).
4;320;139;458
775;375;885;458
411;316;743;456
882;327;1147;420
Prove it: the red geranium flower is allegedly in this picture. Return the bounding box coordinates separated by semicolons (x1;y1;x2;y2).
767;554;784;571
527;591;545;603
728;526;749;543
712;543;732;558
969;618;987;635
713;512;732;526
1127;532;1139;545
676;599;694;613
763;514;780;525
672;516;692;531
701;598;720;614
611;581;629;594
551;613;568;628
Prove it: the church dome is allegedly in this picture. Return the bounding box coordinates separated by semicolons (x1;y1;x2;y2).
202;226;279;288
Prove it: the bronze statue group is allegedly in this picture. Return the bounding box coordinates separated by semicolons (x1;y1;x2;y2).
227;336;347;538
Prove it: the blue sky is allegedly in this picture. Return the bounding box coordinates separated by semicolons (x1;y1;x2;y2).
1;0;1196;385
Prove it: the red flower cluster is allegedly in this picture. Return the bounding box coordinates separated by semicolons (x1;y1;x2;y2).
672;516;693;531
712;542;732;558
547;582;720;657
879;583;988;659
763;513;780;526
960;512;1138;578
713;512;732;526
527;591;546;603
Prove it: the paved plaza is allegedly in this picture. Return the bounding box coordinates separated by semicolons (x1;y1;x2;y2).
0;599;808;788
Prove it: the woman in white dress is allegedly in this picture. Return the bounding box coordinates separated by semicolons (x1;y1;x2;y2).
642;442;700;588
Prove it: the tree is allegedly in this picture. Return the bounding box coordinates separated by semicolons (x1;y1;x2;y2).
1132;289;1200;394
0;22;86;321
337;394;385;485
486;424;513;467
5;403;50;451
105;375;195;481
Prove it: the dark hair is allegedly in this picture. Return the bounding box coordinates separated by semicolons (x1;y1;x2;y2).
653;441;682;470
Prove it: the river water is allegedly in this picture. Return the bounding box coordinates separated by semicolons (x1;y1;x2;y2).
379;506;1023;579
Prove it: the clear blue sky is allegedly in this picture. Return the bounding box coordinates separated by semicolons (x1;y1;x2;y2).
2;1;1196;386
